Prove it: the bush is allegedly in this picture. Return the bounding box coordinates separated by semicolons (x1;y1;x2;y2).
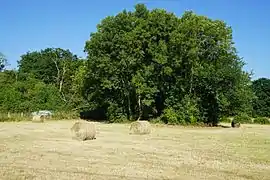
0;111;80;122
253;117;270;124
106;102;127;123
0;112;31;122
52;111;79;120
150;117;164;124
233;114;253;124
161;95;200;125
161;107;186;125
220;116;232;123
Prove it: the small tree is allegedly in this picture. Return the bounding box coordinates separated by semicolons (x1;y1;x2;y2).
17;48;81;108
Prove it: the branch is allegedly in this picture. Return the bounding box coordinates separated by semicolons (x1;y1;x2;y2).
52;58;60;87
59;65;66;92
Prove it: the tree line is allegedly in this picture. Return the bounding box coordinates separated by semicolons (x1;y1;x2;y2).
0;4;269;125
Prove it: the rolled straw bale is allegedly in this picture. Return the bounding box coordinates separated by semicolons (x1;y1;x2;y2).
71;121;96;141
32;115;44;123
129;120;151;135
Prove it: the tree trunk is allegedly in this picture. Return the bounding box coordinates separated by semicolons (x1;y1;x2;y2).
52;58;67;102
52;58;60;87
137;94;142;121
59;65;66;93
127;93;131;120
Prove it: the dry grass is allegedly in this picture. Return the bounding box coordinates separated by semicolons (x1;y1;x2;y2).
0;121;269;180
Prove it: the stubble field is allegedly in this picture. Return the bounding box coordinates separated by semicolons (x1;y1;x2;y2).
0;120;269;180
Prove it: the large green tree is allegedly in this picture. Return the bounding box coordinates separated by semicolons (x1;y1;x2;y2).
17;48;82;108
83;4;252;125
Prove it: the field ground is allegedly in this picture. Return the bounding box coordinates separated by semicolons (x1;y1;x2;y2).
0;120;270;180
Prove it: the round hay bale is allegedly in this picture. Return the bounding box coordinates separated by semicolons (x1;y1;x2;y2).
32;115;44;123
129;120;151;135
70;121;96;141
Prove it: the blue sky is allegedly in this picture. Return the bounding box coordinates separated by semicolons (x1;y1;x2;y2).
1;0;269;79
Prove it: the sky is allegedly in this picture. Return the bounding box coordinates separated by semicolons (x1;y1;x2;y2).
1;0;269;80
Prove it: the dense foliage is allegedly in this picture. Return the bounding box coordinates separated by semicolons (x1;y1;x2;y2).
253;117;270;124
0;74;63;112
233;114;253;124
83;4;253;125
252;78;270;117
0;48;85;113
0;4;269;125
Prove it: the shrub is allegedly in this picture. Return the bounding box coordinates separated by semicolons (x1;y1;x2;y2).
52;111;79;120
161;107;181;125
161;95;200;125
0;112;31;122
179;96;200;125
150;117;164;124
233;114;253;124
253;117;270;124
195;122;206;127
106;102;126;123
220;116;232;123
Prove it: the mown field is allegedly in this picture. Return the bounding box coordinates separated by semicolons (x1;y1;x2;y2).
0;120;269;180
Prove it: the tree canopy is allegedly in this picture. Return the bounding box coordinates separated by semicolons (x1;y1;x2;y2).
83;4;254;125
17;48;84;108
18;48;79;84
252;78;270;117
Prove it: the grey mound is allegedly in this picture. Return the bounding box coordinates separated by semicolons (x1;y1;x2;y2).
71;121;96;141
129;120;151;135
